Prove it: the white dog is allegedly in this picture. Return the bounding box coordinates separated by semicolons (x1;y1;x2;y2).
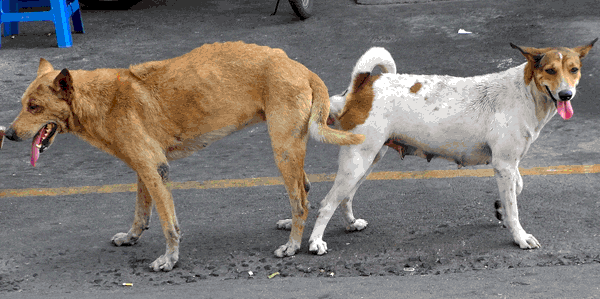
307;40;597;255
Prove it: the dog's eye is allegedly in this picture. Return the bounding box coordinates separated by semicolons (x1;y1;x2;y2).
570;67;579;74
28;104;41;113
545;68;557;75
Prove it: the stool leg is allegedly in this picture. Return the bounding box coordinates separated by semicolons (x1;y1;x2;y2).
2;0;19;37
51;0;73;48
71;2;84;33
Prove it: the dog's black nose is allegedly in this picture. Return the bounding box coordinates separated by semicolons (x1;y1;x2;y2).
4;127;22;142
558;90;573;101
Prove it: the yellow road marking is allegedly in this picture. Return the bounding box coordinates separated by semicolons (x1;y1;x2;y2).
1;164;599;198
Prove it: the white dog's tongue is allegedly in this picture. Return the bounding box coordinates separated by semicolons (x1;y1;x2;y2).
557;101;573;120
31;133;43;167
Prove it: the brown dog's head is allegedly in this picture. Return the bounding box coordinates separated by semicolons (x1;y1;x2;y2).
5;58;74;166
510;38;597;120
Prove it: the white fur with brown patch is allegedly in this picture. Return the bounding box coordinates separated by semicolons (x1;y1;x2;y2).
306;40;597;255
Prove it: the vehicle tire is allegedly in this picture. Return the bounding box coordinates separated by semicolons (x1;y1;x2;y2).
288;0;312;20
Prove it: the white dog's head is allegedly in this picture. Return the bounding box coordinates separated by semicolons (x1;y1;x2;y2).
327;90;348;128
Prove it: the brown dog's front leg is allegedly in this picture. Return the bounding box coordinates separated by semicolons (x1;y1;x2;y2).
143;162;181;271
115;158;180;271
111;174;153;246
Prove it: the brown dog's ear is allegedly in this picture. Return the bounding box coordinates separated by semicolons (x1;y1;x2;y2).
38;58;54;76
53;68;74;104
573;38;598;59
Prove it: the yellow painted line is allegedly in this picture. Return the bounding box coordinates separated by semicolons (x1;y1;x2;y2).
1;164;599;198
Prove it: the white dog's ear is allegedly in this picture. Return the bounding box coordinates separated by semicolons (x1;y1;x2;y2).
573;38;598;59
510;43;545;68
37;58;54;76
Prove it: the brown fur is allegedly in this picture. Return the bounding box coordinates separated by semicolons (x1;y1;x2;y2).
5;41;364;271
409;82;422;93
337;73;381;131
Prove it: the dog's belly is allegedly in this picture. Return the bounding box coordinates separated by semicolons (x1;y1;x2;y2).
385;111;493;166
165;113;265;160
387;135;492;167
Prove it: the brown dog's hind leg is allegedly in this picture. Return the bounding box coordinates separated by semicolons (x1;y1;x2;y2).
267;106;311;257
273;158;310;257
111;174;153;246
275;170;310;231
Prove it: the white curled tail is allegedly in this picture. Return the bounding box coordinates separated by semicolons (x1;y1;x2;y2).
346;47;396;94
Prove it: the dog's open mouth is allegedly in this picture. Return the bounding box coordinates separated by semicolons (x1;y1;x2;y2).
546;86;573;120
31;123;57;167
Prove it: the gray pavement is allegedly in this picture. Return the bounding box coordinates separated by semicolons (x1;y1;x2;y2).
1;0;600;297
9;263;600;298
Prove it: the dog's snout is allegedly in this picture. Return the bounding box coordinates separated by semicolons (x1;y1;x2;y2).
558;90;573;101
4;127;22;142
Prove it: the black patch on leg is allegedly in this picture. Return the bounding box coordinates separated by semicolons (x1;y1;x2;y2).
158;163;169;182
304;178;311;193
425;153;436;162
494;200;503;221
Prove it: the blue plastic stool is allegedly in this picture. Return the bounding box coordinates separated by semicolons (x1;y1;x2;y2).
0;0;84;48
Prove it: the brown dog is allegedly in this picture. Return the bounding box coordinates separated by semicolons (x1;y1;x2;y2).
4;41;364;271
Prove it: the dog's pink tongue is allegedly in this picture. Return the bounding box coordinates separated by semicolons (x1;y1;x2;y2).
31;134;42;167
557;101;573;120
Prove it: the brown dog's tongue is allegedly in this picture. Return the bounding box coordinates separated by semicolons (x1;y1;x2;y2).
557;101;573;120
31;133;43;167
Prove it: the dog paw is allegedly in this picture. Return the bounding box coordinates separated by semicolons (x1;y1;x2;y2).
515;233;541;249
276;219;293;230
309;239;328;255
149;253;178;272
111;232;138;246
273;241;300;257
346;219;368;231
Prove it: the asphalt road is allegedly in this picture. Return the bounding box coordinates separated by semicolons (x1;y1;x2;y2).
1;0;600;297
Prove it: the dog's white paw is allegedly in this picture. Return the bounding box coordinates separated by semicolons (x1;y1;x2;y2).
515;232;541;249
276;219;293;230
273;241;300;257
309;239;328;255
346;219;368;232
149;253;178;272
111;232;138;246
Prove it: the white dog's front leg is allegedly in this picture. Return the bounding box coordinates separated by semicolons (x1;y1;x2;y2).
494;162;540;249
515;168;523;196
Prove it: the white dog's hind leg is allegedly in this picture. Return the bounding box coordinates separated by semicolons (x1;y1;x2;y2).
494;161;540;249
341;146;388;231
308;144;383;255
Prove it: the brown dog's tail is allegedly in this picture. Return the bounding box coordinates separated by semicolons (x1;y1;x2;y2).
308;74;365;145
